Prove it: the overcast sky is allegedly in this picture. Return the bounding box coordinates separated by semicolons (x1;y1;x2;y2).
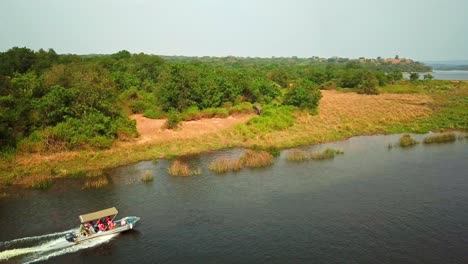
0;0;467;60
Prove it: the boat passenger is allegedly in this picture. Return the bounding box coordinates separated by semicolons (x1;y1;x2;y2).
98;220;106;232
106;217;115;229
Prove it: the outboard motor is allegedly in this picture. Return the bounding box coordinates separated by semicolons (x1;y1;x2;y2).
65;232;76;242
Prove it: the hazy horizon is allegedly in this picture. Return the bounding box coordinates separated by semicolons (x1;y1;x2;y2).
1;0;467;61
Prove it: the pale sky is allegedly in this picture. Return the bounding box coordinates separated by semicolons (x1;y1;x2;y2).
0;0;467;60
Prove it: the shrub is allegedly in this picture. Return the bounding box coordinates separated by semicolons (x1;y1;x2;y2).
283;79;322;112
399;134;418;147
164;110;182;129
423;133;456;144
143;108;164;119
228;102;255;115
319;81;337;90
240;150;273;168
182;106;203;121
201;107;229;118
141;170;154;182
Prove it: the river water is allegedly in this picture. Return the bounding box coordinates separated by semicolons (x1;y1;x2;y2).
0;133;467;263
404;70;468;80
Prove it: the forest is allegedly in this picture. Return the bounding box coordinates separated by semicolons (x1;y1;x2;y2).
0;47;429;153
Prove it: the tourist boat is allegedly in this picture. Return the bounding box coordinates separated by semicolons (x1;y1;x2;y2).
65;207;140;243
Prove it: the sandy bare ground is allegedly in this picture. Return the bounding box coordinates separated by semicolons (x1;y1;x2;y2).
130;114;254;144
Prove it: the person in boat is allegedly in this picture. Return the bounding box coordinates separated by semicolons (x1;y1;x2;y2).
97;220;106;232
105;216;115;230
85;221;95;235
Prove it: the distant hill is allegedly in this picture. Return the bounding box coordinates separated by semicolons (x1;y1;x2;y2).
424;60;468;70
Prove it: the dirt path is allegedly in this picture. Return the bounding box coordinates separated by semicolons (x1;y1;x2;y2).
130;114;254;144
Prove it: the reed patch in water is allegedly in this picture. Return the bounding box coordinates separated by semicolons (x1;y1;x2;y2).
398;134;418;147
141;170;154;182
30;176;53;190
168;160;200;176
239;150;273;168
423;133;456;144
83;176;109;189
209;158;243;173
287;148;344;162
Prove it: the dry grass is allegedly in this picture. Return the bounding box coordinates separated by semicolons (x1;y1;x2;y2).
423;133;456;144
239;150;273;168
83;176;109;189
209;158;243;173
286;149;310;162
399;134;419;147
168;160;200;176
141;170;154;182
287;148;344;161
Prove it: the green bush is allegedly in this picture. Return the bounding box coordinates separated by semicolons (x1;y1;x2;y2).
201;107;229;118
228;102;254;115
283;79;322;112
143;108;164;119
164;110;182;129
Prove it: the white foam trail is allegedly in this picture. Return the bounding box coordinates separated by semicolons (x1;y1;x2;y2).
24;234;118;264
0;231;117;262
0;229;74;247
0;236;70;261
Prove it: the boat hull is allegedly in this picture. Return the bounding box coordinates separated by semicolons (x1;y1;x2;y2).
66;216;140;244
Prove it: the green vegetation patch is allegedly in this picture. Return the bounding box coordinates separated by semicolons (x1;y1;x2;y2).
398;134;419;147
423;133;456;144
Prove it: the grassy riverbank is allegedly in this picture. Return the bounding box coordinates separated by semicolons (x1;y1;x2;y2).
1;80;466;189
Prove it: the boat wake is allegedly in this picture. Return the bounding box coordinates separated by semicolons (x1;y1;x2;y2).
0;230;117;263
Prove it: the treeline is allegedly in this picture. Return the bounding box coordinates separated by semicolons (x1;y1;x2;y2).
1;47;410;153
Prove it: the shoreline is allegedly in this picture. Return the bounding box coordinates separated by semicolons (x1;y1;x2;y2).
1;86;467;190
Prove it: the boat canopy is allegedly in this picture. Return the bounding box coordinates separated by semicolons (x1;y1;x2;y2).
79;207;118;223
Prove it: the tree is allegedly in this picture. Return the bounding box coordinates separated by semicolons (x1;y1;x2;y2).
423;73;434;80
283;79;322;112
358;71;379;95
409;72;420;81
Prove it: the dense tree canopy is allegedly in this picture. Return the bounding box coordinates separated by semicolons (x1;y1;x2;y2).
0;46;429;152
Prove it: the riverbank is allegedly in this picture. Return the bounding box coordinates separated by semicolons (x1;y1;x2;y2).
1;81;467;189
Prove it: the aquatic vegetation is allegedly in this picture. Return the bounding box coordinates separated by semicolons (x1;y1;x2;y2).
209;158;243;173
287;148;344;161
286;149;310;162
168;160;200;176
310;148;344;160
398;134;418;147
141;170;154;182
239;150;273;168
423;133;456;144
83;177;109;189
30;177;53;190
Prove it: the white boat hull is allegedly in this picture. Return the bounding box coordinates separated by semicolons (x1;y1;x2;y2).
66;216;140;244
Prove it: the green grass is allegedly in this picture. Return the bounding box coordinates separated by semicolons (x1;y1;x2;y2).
236;105;296;137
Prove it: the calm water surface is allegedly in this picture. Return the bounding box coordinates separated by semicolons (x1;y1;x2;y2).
0;134;467;263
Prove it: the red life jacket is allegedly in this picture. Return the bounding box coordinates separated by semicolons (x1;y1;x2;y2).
98;223;106;231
